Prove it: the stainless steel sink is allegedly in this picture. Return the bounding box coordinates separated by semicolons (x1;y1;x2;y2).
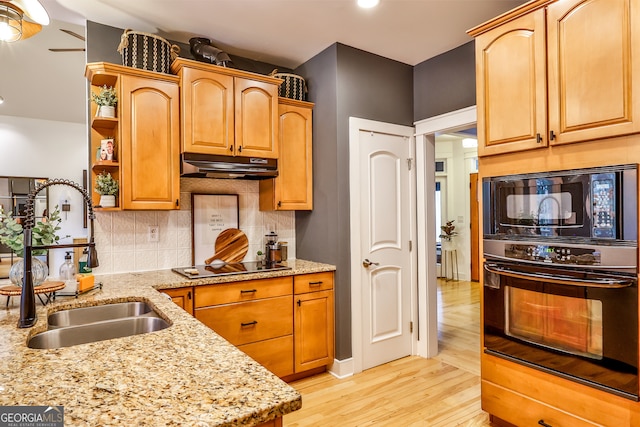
47;302;156;328
28;316;170;349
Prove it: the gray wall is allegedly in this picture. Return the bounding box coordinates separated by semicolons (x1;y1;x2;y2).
295;43;413;360
413;41;476;122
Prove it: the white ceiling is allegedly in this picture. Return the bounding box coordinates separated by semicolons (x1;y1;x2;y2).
0;0;527;124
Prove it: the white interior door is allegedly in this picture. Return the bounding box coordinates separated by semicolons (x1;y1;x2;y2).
358;129;413;370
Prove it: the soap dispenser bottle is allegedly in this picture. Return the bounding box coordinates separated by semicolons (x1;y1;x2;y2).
78;247;92;273
59;251;77;292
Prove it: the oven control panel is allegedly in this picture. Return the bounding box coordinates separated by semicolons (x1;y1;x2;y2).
504;244;601;265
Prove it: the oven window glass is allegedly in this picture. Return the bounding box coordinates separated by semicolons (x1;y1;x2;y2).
505;286;603;359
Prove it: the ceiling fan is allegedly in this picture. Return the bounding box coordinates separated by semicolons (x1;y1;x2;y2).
0;0;49;42
49;28;85;52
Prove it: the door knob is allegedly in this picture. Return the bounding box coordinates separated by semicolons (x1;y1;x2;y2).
362;258;380;268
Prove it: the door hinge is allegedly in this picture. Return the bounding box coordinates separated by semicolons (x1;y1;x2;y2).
409;240;412;251
407;158;412;171
410;321;413;333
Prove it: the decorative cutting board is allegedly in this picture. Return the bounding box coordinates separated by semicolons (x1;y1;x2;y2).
205;228;249;264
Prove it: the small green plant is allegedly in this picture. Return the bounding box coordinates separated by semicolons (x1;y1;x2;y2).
439;219;458;241
91;85;118;107
95;171;119;195
0;205;67;257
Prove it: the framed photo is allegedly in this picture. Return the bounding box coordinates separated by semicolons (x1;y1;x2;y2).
191;194;239;265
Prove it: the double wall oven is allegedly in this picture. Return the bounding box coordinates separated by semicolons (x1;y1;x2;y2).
482;164;639;400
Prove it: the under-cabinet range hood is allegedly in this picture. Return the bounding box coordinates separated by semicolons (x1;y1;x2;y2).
181;152;278;179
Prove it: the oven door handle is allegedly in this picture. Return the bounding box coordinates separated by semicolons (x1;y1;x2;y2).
484;263;634;289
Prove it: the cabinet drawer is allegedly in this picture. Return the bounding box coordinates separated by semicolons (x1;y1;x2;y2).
195;296;293;345
482;380;597;427
238;335;294;378
194;277;292;308
294;272;334;294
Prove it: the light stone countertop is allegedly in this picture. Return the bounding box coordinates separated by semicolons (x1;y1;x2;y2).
0;259;336;426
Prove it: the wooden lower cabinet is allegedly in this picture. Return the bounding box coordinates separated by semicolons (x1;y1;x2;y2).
191;273;335;380
482;354;640;426
256;418;282;427
239;335;294;378
161;287;193;315
294;273;335;373
194;277;296;378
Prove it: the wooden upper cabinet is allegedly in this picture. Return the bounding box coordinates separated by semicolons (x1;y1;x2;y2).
180;67;234;155
235;78;279;158
472;0;640;156
85;62;180;211
120;74;180;210
547;0;640;145
474;9;548;156
259;99;314;211
172;58;281;159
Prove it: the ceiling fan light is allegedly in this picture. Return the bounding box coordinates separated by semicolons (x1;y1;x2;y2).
0;4;22;42
357;0;379;8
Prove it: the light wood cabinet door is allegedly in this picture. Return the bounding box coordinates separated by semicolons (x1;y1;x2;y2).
195;296;293;346
180;67;234;155
162;287;193;315
482;381;598;427
259;99;314;210
547;0;640;145
294;289;334;373
475;9;548;156
234;77;279;158
238;335;294;378
120;75;180;210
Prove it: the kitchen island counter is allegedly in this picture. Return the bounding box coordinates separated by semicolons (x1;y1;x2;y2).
0;259;335;426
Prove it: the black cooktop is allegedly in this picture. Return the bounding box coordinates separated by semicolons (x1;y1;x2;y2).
172;261;291;279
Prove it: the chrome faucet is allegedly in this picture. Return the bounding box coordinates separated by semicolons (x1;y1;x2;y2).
19;179;99;328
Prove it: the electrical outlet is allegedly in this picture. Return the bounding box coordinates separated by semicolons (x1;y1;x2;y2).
148;225;159;242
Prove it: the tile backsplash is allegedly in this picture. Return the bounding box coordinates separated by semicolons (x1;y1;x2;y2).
91;178;295;274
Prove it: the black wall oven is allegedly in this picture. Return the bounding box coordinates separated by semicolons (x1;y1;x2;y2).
482;164;639;400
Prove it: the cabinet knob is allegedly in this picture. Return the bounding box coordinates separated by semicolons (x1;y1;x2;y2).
277;201;282;208
297;299;301;307
238;146;243;152
549;130;556;141
229;145;234;152
536;133;542;143
538;421;553;427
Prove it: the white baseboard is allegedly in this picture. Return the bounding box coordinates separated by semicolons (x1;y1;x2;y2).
328;357;354;379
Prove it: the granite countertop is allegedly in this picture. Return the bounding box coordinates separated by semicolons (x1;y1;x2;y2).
0;259;336;426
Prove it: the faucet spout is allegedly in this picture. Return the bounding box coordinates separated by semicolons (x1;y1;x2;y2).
18;178;99;328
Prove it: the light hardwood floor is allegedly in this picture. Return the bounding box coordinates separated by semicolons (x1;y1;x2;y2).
284;279;494;426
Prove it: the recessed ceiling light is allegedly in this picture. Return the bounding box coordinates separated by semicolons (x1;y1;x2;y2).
358;0;379;9
462;138;478;148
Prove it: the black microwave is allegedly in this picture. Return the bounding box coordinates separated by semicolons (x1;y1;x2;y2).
483;164;638;242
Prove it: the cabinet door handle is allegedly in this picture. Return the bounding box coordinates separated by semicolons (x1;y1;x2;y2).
549;130;556;141
229;145;234;152
238;146;242;152
297;299;301;306
536;133;542;143
309;281;323;286
538;420;553;427
240;289;257;294
175;199;180;207
241;320;258;327
187;291;191;300
277;201;282;208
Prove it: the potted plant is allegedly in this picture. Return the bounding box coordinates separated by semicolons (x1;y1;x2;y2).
91;85;118;118
0;205;67;286
439;219;458;250
95;171;119;207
